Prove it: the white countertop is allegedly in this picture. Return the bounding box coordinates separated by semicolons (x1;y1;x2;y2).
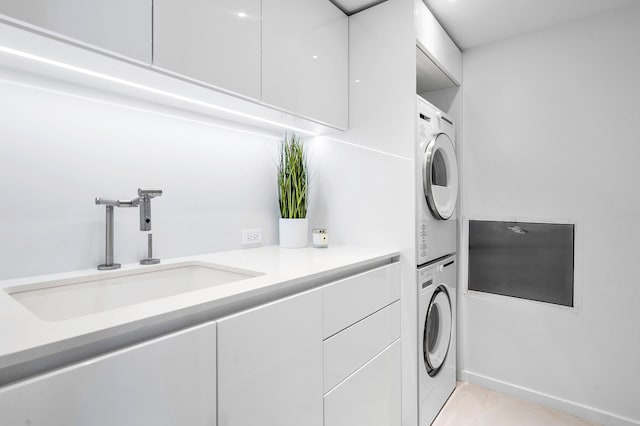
0;245;398;376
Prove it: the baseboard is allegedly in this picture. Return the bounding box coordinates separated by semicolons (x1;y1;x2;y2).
460;370;640;426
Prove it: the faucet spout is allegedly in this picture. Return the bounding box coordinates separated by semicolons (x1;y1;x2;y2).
95;197;139;208
95;201;121;270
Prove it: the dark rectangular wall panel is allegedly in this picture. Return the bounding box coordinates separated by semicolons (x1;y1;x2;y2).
468;220;575;307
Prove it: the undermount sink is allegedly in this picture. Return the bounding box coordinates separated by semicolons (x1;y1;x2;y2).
6;261;263;322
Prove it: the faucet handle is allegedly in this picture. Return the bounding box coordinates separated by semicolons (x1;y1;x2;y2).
137;187;163;232
138;188;163;198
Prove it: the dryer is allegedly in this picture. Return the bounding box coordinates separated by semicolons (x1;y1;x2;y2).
416;96;459;266
418;254;456;425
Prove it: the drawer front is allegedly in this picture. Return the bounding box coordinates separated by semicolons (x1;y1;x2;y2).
324;340;401;426
323;301;400;393
323;262;400;339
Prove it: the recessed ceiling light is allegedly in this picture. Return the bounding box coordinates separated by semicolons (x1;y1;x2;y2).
354;79;360;83
312;55;318;59
237;11;247;18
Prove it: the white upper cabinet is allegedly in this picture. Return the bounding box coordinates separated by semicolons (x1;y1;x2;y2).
415;0;462;86
262;0;348;129
0;0;152;63
0;0;348;129
217;288;323;426
153;0;261;99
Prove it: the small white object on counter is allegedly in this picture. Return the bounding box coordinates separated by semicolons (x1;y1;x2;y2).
313;229;329;248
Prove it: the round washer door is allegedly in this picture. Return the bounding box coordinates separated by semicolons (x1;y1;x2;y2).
423;133;458;220
423;285;452;377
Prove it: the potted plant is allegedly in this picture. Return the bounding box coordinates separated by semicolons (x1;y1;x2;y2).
278;133;308;248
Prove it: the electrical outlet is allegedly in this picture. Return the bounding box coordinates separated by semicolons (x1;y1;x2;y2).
241;228;262;245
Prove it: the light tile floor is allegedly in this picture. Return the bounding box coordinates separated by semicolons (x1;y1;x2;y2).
432;383;598;426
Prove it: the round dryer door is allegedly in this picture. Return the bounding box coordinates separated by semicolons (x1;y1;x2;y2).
423;133;459;220
424;285;452;377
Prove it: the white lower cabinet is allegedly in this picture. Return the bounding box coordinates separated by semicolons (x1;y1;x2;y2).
324;340;402;426
321;262;401;426
217;288;323;426
0;262;400;426
0;322;217;426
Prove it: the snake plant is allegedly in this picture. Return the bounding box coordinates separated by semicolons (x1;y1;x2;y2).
278;133;308;219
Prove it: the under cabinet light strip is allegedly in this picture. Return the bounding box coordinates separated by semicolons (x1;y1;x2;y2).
0;77;281;141
321;136;412;161
0;45;318;136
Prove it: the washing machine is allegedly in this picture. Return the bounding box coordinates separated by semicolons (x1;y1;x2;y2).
417;96;459;266
418;254;456;425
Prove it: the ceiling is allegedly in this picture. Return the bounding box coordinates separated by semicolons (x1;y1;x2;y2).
424;0;639;49
333;0;638;49
329;0;387;15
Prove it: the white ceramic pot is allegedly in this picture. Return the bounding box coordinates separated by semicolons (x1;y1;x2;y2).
279;218;308;248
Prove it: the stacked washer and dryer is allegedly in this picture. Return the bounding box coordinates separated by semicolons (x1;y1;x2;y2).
416;96;459;425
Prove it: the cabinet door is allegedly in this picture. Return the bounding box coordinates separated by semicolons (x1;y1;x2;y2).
262;0;348;129
153;0;261;99
0;0;152;63
0;322;217;426
217;289;323;426
324;340;402;426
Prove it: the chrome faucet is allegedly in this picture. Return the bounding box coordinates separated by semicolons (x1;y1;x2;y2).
95;188;163;269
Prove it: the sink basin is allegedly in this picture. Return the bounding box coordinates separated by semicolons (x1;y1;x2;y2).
6;261;263;321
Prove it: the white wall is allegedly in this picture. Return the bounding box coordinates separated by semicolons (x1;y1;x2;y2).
461;4;640;425
0;70;279;280
308;138;412;250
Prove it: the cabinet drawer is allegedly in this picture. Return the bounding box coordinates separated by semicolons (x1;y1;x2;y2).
324;300;400;393
324;340;401;426
323;262;400;338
